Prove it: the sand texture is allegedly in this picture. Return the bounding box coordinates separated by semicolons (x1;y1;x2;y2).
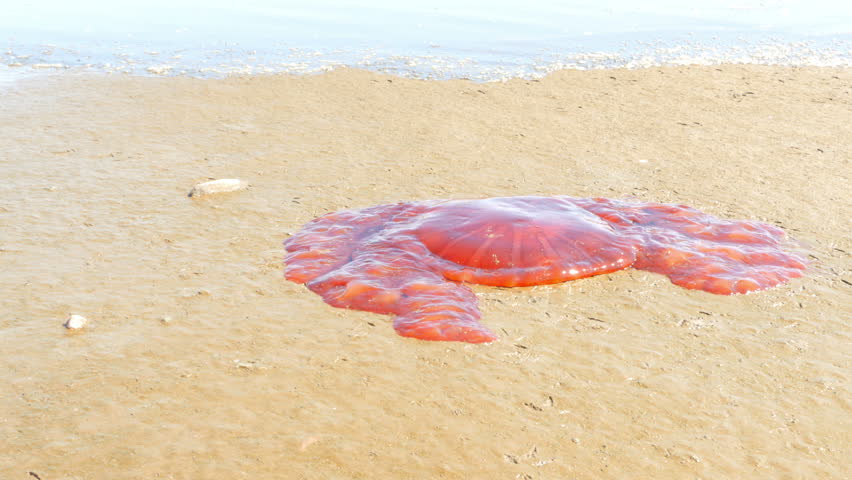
1;66;850;479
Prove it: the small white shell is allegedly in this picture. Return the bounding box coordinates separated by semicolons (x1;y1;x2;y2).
189;179;247;197
64;314;88;329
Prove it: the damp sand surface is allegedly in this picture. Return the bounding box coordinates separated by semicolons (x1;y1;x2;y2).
0;66;850;479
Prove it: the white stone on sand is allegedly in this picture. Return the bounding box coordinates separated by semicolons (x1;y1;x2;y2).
189;179;247;197
64;314;88;329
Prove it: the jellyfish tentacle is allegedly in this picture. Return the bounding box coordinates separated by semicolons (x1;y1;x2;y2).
301;239;496;343
284;203;418;283
394;281;496;343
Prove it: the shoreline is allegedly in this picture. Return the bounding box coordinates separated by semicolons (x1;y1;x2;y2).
4;35;852;82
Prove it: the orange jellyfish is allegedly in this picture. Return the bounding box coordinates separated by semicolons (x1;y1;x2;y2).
285;197;807;343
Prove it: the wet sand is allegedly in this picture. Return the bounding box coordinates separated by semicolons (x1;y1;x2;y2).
0;66;850;479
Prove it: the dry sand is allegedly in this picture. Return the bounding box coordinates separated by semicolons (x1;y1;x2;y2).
0;65;850;479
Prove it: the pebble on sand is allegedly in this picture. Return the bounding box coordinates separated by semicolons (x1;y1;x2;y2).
64;314;88;329
188;179;247;197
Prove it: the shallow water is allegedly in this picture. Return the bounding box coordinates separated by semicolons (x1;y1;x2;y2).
3;0;852;80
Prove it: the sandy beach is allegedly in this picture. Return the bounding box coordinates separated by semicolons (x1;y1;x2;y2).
1;65;850;479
